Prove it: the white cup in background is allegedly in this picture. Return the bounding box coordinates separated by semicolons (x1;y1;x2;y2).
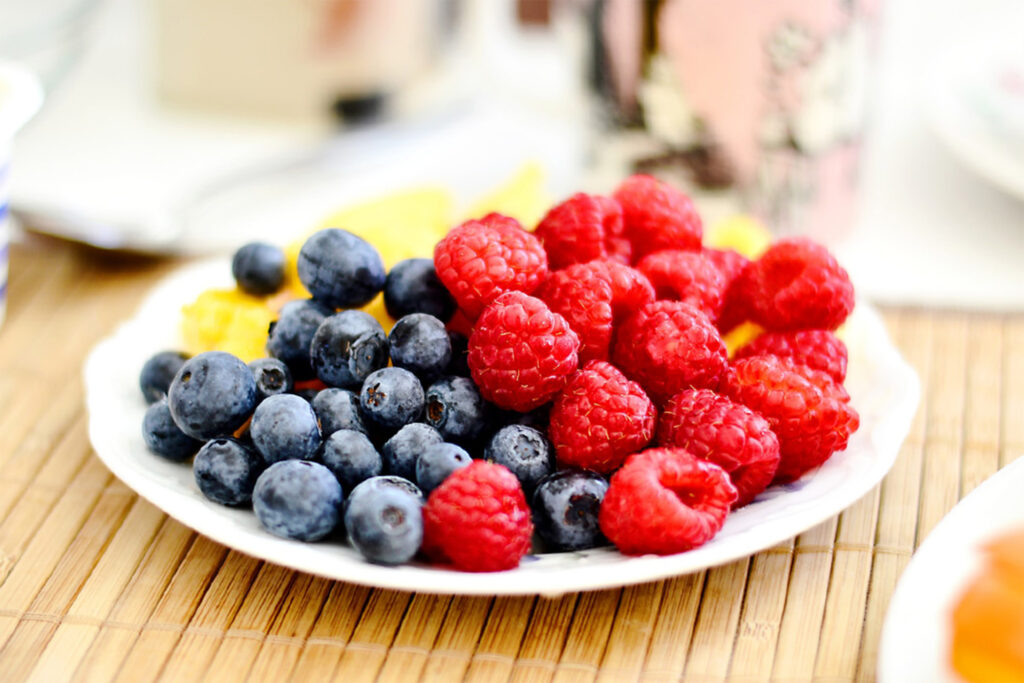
0;63;44;328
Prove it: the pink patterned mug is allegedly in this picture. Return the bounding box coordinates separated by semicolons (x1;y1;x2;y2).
589;0;881;243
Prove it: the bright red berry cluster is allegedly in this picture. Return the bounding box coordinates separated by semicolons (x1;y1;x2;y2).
425;174;860;566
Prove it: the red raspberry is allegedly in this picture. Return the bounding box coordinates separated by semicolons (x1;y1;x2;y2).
613;175;702;260
468;291;580;412
721;355;860;483
583;259;656;323
549;361;657;474
636;250;727;320
657;389;780;508
433;213;549;319
705;248;751;333
599;448;737;555
421;461;533;572
703;248;749;285
733;329;848;383
538;264;614;363
741;238;854;331
612;301;728;406
533;193;630;269
445;308;475;338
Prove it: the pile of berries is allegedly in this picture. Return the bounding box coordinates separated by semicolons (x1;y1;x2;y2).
140;174;859;572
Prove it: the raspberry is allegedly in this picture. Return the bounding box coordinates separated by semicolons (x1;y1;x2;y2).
445;308;475;338
468;291;580;412
741;238;854;331
613;175;702;260
657;389;780;508
721;355;859;483
613;301;728;405
538;264;614;363
549;361;657;474
599;448;737;555
705;248;751;333
533;193;630;269
421;461;533;571
703;248;749;285
433;213;548;318
636;250;727;320
582;260;656;323
733;329;848;383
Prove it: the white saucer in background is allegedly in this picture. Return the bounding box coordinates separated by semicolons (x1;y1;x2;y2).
878;457;1024;683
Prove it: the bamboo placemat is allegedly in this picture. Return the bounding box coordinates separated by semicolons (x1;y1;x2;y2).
0;238;1018;683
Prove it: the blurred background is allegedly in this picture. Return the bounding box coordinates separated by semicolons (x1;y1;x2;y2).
1;0;1023;308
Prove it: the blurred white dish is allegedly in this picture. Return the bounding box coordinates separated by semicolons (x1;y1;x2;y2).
83;260;918;595
923;6;1024;200
878;457;1024;683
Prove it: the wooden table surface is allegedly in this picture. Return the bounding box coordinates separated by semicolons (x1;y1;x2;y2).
0;237;1019;683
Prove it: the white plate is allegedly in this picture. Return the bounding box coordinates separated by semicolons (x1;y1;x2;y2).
878;457;1024;683
83;260;919;595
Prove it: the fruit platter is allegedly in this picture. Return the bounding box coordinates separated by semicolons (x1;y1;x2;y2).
84;175;919;595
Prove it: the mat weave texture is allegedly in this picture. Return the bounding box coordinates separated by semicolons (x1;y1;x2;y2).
0;240;1017;682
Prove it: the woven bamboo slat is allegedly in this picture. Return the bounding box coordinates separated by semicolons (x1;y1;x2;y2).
0;240;1016;682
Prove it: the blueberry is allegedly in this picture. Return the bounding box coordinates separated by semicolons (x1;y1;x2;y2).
249;357;293;402
310;310;389;388
344;474;424;503
499;404;551;432
382;423;443;481
484;425;553;494
232;242;286;296
415;442;471;494
320;429;383;492
532;470;609;552
446;333;470;377
140;350;189;404
193;438;264;506
250;394;322;464
344;480;423;565
359;367;425;430
142;398;202;462
253;460;342;542
311;388;367;437
383;258;455;321
388;314;452;382
297;228;386;309
424;376;488;444
267;299;333;381
293;387;321;402
167;351;258;440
